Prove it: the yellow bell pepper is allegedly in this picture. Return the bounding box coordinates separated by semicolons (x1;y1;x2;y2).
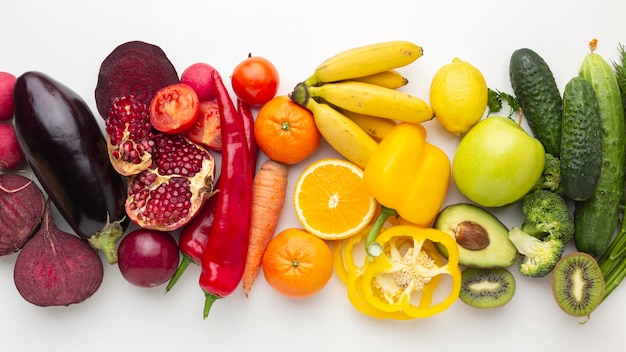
363;122;450;227
362;122;450;257
334;224;461;320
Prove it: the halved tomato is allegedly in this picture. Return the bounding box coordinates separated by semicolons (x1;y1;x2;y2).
184;100;222;150
149;83;200;134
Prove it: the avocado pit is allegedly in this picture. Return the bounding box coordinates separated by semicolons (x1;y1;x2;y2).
455;221;490;250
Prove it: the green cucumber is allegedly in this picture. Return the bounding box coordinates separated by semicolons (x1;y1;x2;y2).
574;50;626;259
560;76;602;201
509;48;563;157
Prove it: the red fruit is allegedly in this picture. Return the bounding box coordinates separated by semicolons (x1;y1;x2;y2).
184;100;222;150
125;134;216;231
149;83;200;134
0;123;25;170
105;95;155;176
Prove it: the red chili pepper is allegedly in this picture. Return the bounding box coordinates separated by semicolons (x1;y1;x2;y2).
238;98;258;177
164;188;219;292
199;70;253;318
165;97;259;294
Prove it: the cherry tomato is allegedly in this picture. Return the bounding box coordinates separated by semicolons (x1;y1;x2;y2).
149;83;200;134
117;229;180;288
231;55;279;106
184;100;222;150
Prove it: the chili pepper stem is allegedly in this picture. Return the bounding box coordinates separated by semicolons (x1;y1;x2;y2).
165;254;194;293
365;206;399;257
203;293;221;319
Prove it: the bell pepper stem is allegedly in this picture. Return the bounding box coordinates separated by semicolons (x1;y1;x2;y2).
365;206;399;257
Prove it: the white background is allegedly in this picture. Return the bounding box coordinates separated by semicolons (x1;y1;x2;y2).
1;0;626;351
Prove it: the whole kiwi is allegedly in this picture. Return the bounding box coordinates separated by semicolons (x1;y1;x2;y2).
551;252;605;317
459;267;516;308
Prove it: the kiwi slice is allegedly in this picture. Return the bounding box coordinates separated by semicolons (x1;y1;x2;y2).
459;267;516;308
552;252;605;317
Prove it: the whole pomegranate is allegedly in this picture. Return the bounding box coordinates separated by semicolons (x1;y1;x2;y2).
125;133;215;231
105;95;155;176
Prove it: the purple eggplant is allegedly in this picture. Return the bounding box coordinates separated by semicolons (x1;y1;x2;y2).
13;71;128;264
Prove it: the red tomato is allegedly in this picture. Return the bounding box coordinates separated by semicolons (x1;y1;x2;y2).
149;83;200;134
231;56;279;106
184;100;222;150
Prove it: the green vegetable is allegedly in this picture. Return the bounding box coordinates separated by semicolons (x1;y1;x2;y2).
613;43;626;111
531;153;563;195
508;227;565;278
598;43;626;301
508;189;573;278
560;76;602;201
521;189;574;242
487;88;519;118
509;48;563;157
575;40;626;259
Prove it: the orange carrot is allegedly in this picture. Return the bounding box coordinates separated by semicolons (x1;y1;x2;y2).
242;159;289;297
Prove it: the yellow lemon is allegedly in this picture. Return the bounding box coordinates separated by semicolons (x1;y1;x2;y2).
430;58;488;135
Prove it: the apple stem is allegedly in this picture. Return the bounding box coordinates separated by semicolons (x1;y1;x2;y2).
517;108;524;128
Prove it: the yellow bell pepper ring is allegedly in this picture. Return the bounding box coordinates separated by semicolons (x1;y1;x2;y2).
334;223;461;320
363;122;450;228
361;225;462;319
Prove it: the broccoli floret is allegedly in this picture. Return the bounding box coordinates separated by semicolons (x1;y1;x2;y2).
520;189;574;243
532;153;563;195
508;226;566;278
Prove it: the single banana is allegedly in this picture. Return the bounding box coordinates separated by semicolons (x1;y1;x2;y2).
304;40;423;86
307;81;434;123
304;98;378;169
340;109;398;141
348;70;409;90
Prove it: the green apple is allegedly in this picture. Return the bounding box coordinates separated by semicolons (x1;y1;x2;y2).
452;116;545;207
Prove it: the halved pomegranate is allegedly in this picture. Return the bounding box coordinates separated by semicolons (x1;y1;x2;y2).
105;95;155;176
125;134;215;231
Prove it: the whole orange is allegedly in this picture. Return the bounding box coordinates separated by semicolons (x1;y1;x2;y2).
254;95;321;165
261;227;333;299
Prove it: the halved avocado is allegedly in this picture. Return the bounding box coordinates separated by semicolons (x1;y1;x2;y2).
433;203;518;268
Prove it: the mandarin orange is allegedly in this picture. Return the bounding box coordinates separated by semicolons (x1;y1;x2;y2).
261;227;333;299
254;95;321;164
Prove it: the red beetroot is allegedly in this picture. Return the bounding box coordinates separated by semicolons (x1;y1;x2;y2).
0;174;45;255
95;41;179;119
0;72;16;121
0;124;25;170
180;63;217;102
13;200;103;306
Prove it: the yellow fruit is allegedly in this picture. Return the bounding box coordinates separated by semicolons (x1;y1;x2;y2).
293;158;376;240
430;58;488;135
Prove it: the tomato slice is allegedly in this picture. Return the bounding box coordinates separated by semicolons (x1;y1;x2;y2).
149;83;200;134
184;100;222;150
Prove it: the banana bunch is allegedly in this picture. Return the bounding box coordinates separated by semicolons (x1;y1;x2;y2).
291;40;432;168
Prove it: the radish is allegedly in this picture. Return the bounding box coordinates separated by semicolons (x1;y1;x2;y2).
0;123;25;170
180;62;217;102
0;173;45;256
0;72;16;121
13;200;104;306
